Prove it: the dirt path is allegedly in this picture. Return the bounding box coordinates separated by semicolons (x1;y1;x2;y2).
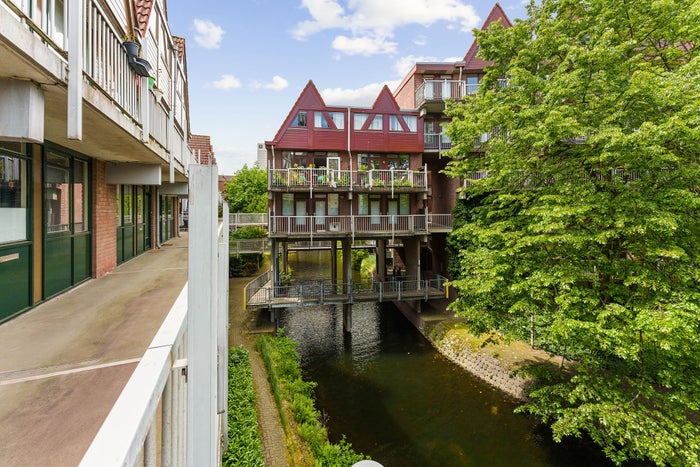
229;272;289;467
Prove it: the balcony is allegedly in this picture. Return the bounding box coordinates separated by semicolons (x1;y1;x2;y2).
269;214;452;240
1;0;193;176
415;78;508;112
269;168;428;193
424;132;453;152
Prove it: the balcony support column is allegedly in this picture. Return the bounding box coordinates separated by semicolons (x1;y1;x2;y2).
271;240;280;286
404;238;421;281
343;303;352;334
281;242;288;277
330;240;338;285
376;239;386;282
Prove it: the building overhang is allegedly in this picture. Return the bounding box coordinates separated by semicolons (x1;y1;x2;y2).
105;163;162;185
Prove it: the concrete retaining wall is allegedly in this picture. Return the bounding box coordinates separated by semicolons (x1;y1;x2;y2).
394;301;529;402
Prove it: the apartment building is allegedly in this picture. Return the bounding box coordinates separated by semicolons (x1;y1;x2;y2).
264;80;453;288
393;2;512;275
0;0;194;322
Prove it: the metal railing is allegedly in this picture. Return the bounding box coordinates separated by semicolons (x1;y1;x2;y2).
230;238;269;254
245;275;448;308
415;78;508;107
269;214;452;236
424;132;453;152
269;168;427;190
229;213;268;227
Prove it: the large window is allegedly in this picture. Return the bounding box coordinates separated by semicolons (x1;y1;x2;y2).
0;154;28;243
368;114;383;130
403;115;417;132
73;160;88;232
329;112;344;129
354;113;368;130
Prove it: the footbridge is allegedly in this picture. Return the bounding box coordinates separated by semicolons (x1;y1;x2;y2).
243;270;448;310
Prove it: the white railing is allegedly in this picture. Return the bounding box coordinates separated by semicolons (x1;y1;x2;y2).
81;168;228;467
229;213;268;226
416;78;508;107
230;238;268;253
6;0;66;49
80;287;189;466
84;0;140;120
269;168;427;190
269;214;452;236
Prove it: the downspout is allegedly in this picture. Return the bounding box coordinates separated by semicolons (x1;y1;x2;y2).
347;107;354;245
169;48;176;183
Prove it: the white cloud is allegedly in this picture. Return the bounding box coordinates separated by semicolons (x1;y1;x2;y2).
212;74;242;90
393;54;437;76
413;34;427;46
320;79;402;107
253;75;289;91
193;19;224;49
292;0;480;56
331;35;397;56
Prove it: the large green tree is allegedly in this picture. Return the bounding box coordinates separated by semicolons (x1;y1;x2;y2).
223;164;267;213
444;0;700;465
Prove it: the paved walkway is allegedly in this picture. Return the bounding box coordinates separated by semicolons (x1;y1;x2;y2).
0;236;188;467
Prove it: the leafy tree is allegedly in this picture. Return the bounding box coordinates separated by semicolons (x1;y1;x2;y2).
444;1;700;465
223;164;267;213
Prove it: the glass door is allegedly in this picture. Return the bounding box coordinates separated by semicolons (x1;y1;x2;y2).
315;200;326;230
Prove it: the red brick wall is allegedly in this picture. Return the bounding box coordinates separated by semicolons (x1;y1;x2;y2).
92;160;117;277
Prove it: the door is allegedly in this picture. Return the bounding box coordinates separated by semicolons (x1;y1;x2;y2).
388;200;398;225
327;156;340;184
295;200;306;227
370;200;380;226
315;200;326;230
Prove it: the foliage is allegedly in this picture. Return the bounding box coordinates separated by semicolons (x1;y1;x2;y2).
230;226;266;240
255;332;368;466
351;248;369;270
222;346;264;466
223;164;267;213
444;1;700;465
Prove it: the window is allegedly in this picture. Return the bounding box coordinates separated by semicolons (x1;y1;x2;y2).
400;194;410;214
466;75;479;95
403;115;417;132
46;153;70;234
0;154;28;243
329;112;344;129
389;115;402;132
369;114;383;130
314;112;329;128
282;194;294;216
328;194;339;216
400;155;409;170
292;111;307;127
354;113;368;130
73;159;88;232
358;194;368;215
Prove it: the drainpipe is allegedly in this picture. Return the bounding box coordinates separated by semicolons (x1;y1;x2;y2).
347;107;354;245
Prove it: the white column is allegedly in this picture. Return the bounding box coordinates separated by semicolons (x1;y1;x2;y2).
187;165;219;466
67;0;83;139
217;202;229;451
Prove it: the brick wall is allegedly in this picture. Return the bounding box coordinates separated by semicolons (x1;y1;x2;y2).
92;160;116;277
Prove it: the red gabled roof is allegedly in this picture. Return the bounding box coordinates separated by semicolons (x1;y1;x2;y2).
463;2;512;70
370;85;402;113
271;80;326;142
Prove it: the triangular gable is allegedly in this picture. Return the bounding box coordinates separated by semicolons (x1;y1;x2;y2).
463;3;513;69
272;80;326;142
371;85;402;113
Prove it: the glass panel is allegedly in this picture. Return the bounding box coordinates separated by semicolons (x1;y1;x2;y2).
282;193;294;216
315;200;325;225
403;115;417;132
295;200;306;225
116;185;122;227
292;111;307;127
354;113;367;130
314;112;329;128
400;194;410;214
123;185;133;224
400;155;409;169
358;194;368;215
390;115;402;131
73;159;88;232
328;194;339;216
136;186;144;224
46;153;70;234
0;155;27;243
388;200;398;224
369;114;383;130
330;112;344;129
370;200;380;224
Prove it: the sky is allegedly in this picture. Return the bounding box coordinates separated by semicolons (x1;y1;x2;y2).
166;0;529;175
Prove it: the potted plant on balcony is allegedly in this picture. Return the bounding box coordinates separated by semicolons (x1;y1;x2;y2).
122;38;140;57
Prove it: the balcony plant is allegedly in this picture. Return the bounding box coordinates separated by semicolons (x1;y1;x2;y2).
122;38;140;57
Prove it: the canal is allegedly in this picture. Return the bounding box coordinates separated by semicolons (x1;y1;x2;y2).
278;251;633;466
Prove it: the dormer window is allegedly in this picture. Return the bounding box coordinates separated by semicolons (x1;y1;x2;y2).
292;111;307;127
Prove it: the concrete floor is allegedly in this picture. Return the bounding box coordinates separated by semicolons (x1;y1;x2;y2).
0;235;188;467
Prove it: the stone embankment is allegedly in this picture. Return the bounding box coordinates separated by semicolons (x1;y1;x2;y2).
395;300;535;402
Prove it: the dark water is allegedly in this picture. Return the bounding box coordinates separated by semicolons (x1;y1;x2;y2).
279;251;625;467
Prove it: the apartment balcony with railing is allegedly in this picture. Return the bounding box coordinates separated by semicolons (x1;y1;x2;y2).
1;0;193;175
415;78;508;111
269;167;428;193
424;132;453;152
268;213;452;240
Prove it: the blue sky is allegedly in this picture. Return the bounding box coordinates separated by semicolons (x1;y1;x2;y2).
167;0;528;175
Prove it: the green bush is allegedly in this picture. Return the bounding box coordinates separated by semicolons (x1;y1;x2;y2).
222;347;264;466
256;332;368;465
